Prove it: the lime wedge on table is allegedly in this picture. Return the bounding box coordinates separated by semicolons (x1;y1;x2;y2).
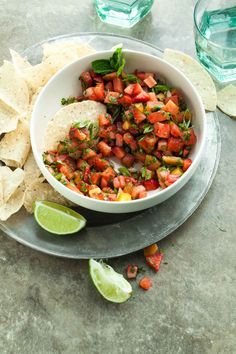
34;201;86;235
89;259;132;303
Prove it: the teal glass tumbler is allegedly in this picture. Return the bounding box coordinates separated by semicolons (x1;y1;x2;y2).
95;0;154;28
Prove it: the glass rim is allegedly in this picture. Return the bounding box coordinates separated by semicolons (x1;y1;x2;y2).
194;0;236;51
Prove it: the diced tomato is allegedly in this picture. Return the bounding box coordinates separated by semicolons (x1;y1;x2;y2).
103;72;117;80
183;148;190;157
79;71;93;88
132;91;150;103
100;176;108;188
113;176;125;189
165;94;179;106
69;127;87;141
102;167;116;181
82;148;97;160
115;133;123;147
104;91;120;104
84;87;97;101
144;243;158;256
105;81;113;91
90;70;103;83
146;100;162;111
136;72;155;80
175;112;184;123
132;107;146;124
94;157;110;171
146;252;163;272
124;83;143;96
154;122;170;138
90;172;101;185
99;113;111;127
157;139;168;151
113;77;124;93
94;82;105;101
123;132;134;145
59;165;74;180
118;94;132;106
122;154;135;167
66;183;82;193
148;92;157;101
83;166;91;183
131;185;146;199
126;265;138;279
148;111;168;123
143;179;159;191
167;137;184;153
163;99;179;116
143;75;157;88
112;146;126;159
183;158;192;172
184;128;197;146
97;141;112;157
134;151;146;163
165;174;179;186
138;134;158;153
139;277;153;290
170;123;183;138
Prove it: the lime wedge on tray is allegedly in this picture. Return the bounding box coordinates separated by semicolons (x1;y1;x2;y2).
89;259;132;303
34;201;86;235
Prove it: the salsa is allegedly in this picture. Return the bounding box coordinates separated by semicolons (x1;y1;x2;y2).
43;49;196;202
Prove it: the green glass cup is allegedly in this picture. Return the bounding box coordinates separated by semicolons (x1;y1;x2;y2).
194;0;236;83
95;0;154;28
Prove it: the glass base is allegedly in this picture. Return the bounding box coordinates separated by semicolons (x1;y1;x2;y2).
95;0;154;28
196;51;236;83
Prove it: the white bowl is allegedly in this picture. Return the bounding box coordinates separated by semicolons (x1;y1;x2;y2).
31;50;206;213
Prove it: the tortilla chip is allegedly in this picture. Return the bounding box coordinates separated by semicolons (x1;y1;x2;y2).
0;184;25;221
24;151;43;186
0;119;30;168
0;100;19;134
0;60;29;114
10;49;32;72
163;49;217;111
21;62;54;93
44;101;106;150
0;166;25;203
24;180;72;213
217;84;236;117
0;172;3;207
42;41;96;74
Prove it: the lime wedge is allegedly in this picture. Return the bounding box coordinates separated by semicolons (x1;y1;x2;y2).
89;259;132;303
34;201;86;235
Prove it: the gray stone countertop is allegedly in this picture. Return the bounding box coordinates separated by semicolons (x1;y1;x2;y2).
0;0;235;353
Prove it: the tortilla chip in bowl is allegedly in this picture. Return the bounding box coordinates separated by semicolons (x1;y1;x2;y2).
31;50;206;213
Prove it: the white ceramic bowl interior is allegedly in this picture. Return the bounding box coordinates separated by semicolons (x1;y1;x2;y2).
31;50;206;213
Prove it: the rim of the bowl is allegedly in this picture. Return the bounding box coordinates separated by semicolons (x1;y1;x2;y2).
31;49;206;208
194;0;236;51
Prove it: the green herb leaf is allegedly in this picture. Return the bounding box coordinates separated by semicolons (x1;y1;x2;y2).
91;59;113;75
61;97;77;105
118;167;131;177
110;48;125;76
143;124;154;134
122;74;140;83
153;84;170;93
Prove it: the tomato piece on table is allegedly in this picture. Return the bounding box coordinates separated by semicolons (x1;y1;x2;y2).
144;243;159;256
146;252;163;272
126;265;138;279
139;277;153;290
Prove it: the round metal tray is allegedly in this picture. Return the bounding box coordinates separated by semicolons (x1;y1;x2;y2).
0;33;221;259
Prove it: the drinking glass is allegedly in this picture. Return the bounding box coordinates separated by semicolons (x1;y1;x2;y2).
95;0;154;28
194;0;236;83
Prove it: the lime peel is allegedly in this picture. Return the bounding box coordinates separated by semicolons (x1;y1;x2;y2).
34;200;86;235
89;259;132;303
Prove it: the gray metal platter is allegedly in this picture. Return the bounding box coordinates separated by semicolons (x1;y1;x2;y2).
0;33;221;259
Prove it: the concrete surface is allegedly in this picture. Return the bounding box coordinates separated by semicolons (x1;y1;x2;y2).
0;0;235;353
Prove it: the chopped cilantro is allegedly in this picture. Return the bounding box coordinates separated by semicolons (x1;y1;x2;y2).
118;167;131;177
143;124;154;134
61;97;77;105
122;74;140;83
